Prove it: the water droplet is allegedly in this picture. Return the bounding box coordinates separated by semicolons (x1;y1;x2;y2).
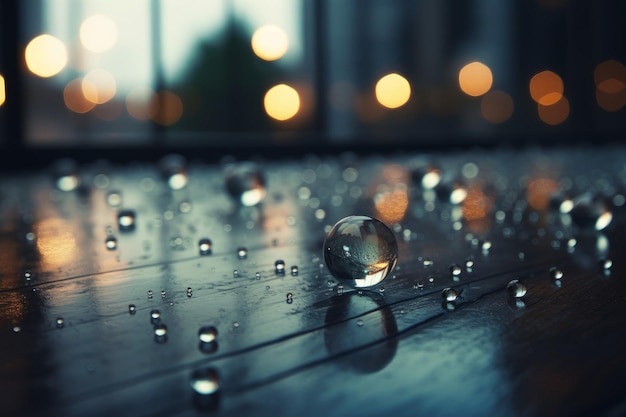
224;162;266;206
436;181;468;204
428;276;435;284
128;304;136;314
237;247;248;259
442;288;458;302
286;292;293;300
198;239;212;255
481;240;492;253
275;260;286;275
106;191;122;207
117;210;136;231
54;158;80;191
423;259;434;267
105;236;118;250
13;326;21;333
286;292;293;304
160;290;166;298
24;270;33;281
255;272;261;280
233;269;239;278
570;194;613;231
290;265;299;276
154;323;168;341
465;258;474;268
412;164;441;189
356;319;364;327
190;367;220;396
147;290;153;298
159;154;188;190
232;321;240;328
507;279;527;298
337;284;344;295
378;286;385;293
549;267;564;280
150;309;161;323
450;264;462;277
56;317;65;328
198;326;218;344
323;215;398;288
414;281;424;290
601;258;613;270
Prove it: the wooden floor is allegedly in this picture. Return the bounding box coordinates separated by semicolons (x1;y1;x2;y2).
1;146;625;417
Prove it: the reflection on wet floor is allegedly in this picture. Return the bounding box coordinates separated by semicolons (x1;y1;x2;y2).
0;147;625;416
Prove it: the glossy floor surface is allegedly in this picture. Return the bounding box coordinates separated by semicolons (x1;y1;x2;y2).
1;146;625;417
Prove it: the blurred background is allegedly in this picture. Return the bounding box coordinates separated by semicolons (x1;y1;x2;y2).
0;0;625;151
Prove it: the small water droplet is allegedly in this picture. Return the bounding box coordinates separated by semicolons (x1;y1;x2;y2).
160;290;166;298
13;326;21;333
378;286;384;293
290;265;299;276
190;367;220;396
117;210;136;231
233;269;239;278
507;279;527;298
198;326;218;344
255;272;261;280
150;309;161;323
105;236;118;250
106;191;122;207
450;264;462;277
24;270;33;281
224;162;267;206
54;158;80;191
237;247;248;259
232;321;240;328
159;154;188;190
323;215;398;288
337;284;344;295
481;240;492;253
154;323;168;341
356;319;364;327
56;317;65;328
428;276;435;284
549;267;564;280
286;292;293;300
442;288;458;302
601;258;613;270
198;239;212;255
423;259;434;267
275;260;286;275
414;281;424;290
147;290;153;298
128;304;136;314
465;258;474;268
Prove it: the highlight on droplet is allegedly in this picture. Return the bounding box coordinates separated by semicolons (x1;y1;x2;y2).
25;34;68;78
375;73;411;109
458;61;493;97
251;25;289;61
264;84;300;121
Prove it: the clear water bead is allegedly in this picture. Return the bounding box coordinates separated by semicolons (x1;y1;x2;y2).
198;326;218;343
224;162;267;206
117;210;136;231
198;239;212;255
128;304;136;314
323;215;398;288
150;309;161;323
147;290;153;298
56;317;65;328
442;288;458;302
275;260;286;275
154;324;168;338
601;258;613;270
290;265;299;276
507;280;527;298
105;236;118;250
190;367;220;395
549;267;564;280
450;264;462;276
237;247;248;259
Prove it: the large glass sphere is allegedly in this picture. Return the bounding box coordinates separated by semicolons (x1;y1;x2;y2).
323;215;398;288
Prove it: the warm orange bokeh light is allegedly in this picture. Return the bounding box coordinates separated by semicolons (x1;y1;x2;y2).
151;90;183;126
480;90;514;123
25;34;68;78
594;60;626;112
264;84;300;121
374;188;409;224
251;25;289;61
537;96;569;125
462;186;494;221
0;74;5;107
458;61;493;97
80;14;118;53
375;73;411;109
526;178;559;210
126;86;157;120
82;69;116;104
529;71;563;105
64;78;96;114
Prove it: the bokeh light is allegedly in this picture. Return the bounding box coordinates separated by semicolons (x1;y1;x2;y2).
526;178;559;210
80;14;118;53
458;61;493;97
25;34;68;78
529;71;563;105
64;78;96;114
537;96;569;125
264;84;300;121
0;74;5;107
151;90;183;126
82;69;116;104
375;73;411;109
126;86;157;120
251;25;289;61
594;60;626;112
480;90;514;123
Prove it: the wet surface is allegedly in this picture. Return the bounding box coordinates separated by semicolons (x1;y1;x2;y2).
1;146;625;416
